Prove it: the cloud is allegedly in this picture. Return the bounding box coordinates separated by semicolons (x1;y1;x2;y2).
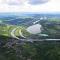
6;0;24;5
0;0;26;5
0;0;49;5
28;0;49;5
0;0;60;13
7;0;20;5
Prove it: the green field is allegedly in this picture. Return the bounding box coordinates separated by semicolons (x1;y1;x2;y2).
0;24;31;39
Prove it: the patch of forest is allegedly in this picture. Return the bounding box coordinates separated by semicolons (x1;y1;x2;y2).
0;36;60;60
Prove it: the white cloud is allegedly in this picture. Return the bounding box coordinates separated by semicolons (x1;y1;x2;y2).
6;0;26;5
0;0;26;5
0;0;60;13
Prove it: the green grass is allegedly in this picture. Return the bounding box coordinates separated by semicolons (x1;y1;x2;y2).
0;24;31;38
14;27;21;36
48;17;60;24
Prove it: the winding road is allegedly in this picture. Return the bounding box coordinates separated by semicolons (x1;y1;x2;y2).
11;27;26;39
19;29;26;38
11;27;19;39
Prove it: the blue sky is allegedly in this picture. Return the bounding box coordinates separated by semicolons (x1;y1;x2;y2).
0;0;60;13
28;0;48;5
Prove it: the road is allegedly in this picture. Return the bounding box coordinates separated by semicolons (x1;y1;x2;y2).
11;27;19;39
11;27;27;39
19;29;26;38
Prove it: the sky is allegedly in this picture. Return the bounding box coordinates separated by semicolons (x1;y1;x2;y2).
0;0;60;13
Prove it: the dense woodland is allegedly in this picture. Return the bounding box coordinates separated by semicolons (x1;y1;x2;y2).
0;36;60;60
0;14;60;60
